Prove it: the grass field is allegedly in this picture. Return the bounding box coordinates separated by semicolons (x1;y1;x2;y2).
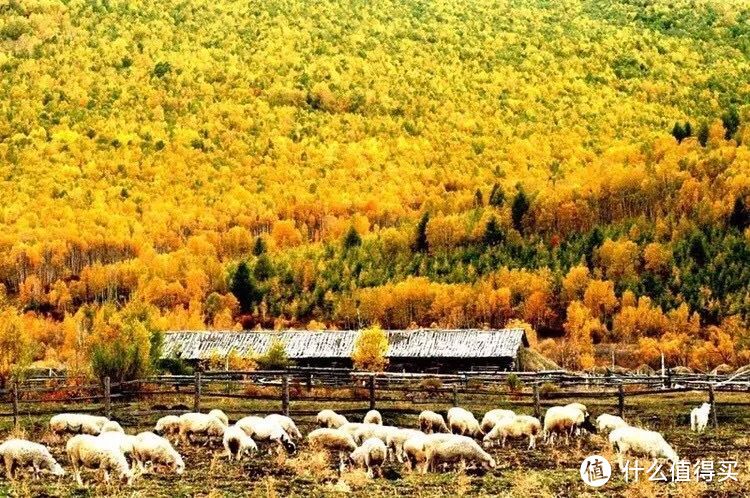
1;392;749;497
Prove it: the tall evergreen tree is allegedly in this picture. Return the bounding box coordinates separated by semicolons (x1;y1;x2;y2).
252;237;267;256
729;196;750;231
489;183;505;207
722;107;740;140
671;122;686;143
230;262;261;314
511;189;529;233
697;121;710;147
414;212;429;252
342;225;362;250
484;216;504;246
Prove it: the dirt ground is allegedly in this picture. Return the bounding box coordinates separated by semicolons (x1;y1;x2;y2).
1;392;749;497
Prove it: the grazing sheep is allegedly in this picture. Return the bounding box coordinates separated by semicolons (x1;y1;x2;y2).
350;437;387;478
132;432;184;475
425;436;496;474
690;403;711;432
316;409;348;429
50;413;109;437
178;413;226;446
483;415;541;449
609;427;679;470
307;428;358;471
223;424;258;461
208;409;229;427
447;407;483;438
353;424;400;446
596;414;629;434
154;415;181;442
386;428;425;463
543;405;595;446
100;421;125;434
336;422;366;438
565;403;589;417
0;439;65;480
66;434;133;486
363;410;383;425
236;416;296;454
480;409;516;434
403;433;461;473
265;414;303;439
418;410;449;434
98;432;137;457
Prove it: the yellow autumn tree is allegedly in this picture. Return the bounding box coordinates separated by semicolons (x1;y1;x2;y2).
352;325;389;372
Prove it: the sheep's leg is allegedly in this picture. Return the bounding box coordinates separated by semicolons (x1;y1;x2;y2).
528;435;535;450
366;467;373;479
74;467;83;487
501;435;507;448
4;457;14;481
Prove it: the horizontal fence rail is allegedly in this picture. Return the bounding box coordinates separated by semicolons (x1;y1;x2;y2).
2;368;749;429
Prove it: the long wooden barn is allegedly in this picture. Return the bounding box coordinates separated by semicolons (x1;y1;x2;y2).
161;328;529;373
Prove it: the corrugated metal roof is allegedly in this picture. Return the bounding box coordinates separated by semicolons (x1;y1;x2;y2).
161;328;527;361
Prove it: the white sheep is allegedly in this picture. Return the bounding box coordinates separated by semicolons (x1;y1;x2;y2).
178;413;226;446
98;431;137;457
223;424;258;461
447;407;483;438
543;405;587;446
265;414;303;439
154;415;181;442
353;424;400;446
208;409;229;427
132;432;184;475
480;409;516;434
483;415;541;449
66;434;133;486
418;410;449;434
609;427;679;470
316;409;348;429
565;403;589;417
690;403;711;432
349;437;387;478
425;436;496;474
0;439;65;480
363;409;383;425
236;416;296;454
337;422;365;438
307;428;358;472
403;433;461;473
596;414;629;434
50;413;109;437
386;428;425;463
100;421;125;434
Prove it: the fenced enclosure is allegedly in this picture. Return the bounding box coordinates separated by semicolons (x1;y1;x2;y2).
3;368;750;430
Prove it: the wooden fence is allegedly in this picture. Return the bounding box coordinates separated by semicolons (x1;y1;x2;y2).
2;368;747;429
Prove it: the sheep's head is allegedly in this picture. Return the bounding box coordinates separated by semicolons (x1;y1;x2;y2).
484;455;497;469
49;462;66;477
282;437;297;455
580;417;597;434
172;452;185;475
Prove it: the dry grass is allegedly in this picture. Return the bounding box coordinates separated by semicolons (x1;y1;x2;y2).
508;470;554;498
285;449;337;481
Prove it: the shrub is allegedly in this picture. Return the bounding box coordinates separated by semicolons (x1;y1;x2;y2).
539;382;559;397
257;339;292;369
418;377;443;392
507;373;523;392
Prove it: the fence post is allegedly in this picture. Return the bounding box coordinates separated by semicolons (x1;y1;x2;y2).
104;376;111;419
533;384;540;419
368;374;376;410
282;374;290;416
618;383;625;418
193;371;202;412
12;379;19;429
709;384;718;428
306;372;312;392
452;384;458;406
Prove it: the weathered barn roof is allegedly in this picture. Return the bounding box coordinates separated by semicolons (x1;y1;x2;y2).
161;328;528;361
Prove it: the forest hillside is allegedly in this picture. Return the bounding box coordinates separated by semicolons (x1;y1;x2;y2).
1;0;750;375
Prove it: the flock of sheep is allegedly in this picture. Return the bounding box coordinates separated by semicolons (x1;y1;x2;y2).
0;399;711;484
